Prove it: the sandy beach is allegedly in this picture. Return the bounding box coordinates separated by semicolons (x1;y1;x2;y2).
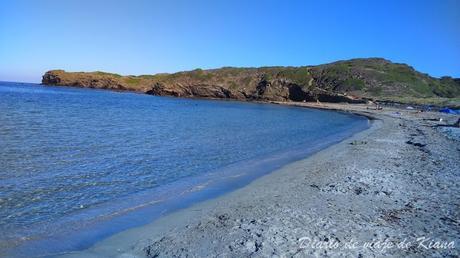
60;103;460;258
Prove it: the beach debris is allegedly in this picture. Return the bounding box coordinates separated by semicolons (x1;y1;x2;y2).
354;187;364;195
309;184;320;189
406;106;414;110
350;140;368;145
405;140;426;147
423;118;440;122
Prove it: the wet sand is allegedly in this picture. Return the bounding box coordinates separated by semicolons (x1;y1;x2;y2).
61;103;460;257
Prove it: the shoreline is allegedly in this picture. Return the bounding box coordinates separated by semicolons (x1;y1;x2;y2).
60;103;460;257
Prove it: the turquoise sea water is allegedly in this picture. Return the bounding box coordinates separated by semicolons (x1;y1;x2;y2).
0;82;369;257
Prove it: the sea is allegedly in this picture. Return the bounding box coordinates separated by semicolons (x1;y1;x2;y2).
0;81;369;257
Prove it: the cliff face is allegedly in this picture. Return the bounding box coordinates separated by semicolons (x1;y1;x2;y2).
42;58;460;103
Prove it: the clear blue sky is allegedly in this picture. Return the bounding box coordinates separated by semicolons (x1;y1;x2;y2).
0;0;459;83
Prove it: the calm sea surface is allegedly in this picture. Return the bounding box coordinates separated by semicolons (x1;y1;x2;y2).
0;82;369;256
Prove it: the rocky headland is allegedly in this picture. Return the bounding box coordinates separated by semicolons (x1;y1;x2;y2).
42;58;460;106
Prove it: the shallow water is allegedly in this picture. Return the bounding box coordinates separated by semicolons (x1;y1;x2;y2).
0;82;369;256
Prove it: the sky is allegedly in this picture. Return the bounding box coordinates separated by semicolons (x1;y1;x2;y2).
0;0;459;83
